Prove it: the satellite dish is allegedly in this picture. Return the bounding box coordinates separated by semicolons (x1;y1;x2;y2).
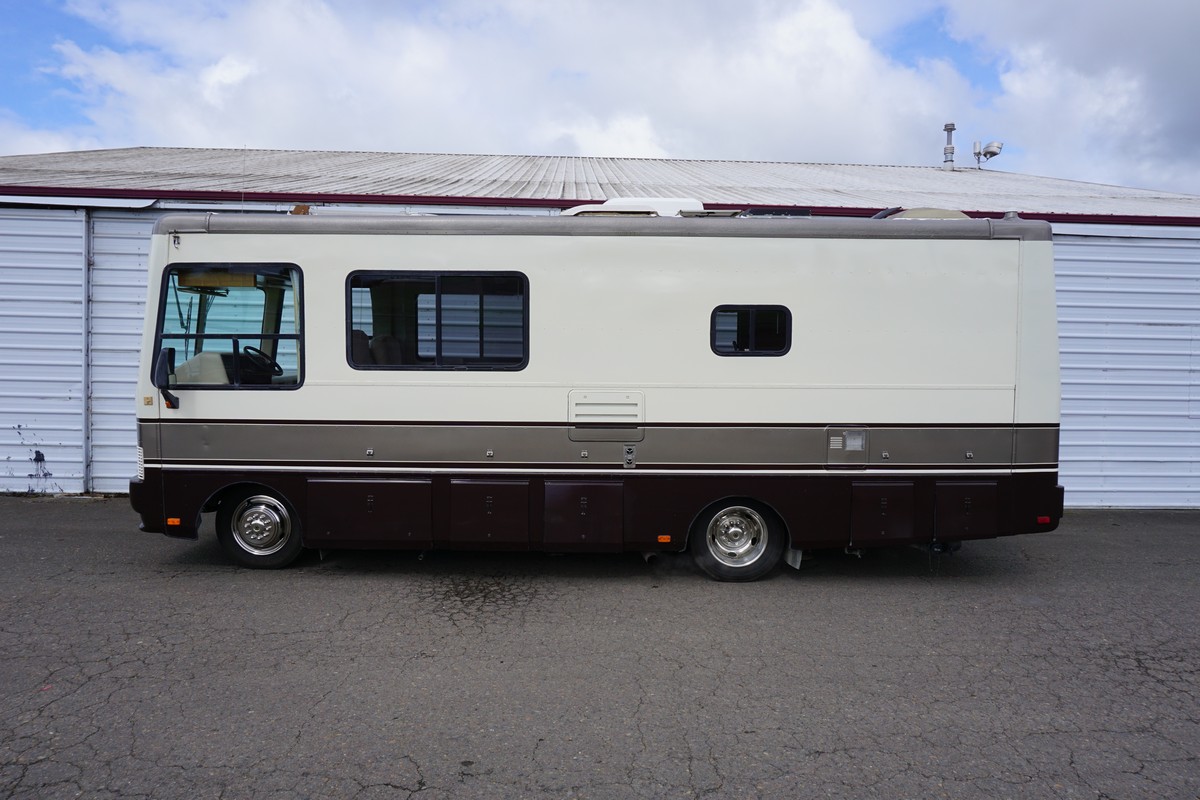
973;140;1004;166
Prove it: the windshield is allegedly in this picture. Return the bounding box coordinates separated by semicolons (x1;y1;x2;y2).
158;264;301;387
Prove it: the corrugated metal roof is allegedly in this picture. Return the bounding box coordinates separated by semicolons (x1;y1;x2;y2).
2;146;1199;219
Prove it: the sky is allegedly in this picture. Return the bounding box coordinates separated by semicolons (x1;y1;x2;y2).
1;0;1198;195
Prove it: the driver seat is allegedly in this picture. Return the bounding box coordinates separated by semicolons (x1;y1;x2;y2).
173;351;230;385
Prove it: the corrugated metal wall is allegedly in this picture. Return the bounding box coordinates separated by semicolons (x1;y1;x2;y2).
0;207;87;493
3;206;1199;508
89;212;160;492
1055;224;1200;507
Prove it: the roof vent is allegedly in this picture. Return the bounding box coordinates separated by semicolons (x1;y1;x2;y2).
942;122;956;171
887;207;970;219
561;197;705;217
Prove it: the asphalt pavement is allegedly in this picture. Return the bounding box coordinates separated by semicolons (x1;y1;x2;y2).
0;496;1197;799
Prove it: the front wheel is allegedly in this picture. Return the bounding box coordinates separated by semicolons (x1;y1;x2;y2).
216;489;304;569
689;501;784;581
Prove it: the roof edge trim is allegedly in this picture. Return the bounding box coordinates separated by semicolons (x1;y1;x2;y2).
4;184;1200;227
0;192;157;209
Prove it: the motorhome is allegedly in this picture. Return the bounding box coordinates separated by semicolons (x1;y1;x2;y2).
129;201;1063;580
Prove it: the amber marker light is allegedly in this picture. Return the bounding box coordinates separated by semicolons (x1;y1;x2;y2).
167;517;181;526
657;535;671;543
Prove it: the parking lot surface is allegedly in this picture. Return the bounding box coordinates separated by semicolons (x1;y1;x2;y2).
0;496;1197;799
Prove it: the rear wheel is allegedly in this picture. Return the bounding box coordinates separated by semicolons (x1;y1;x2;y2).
216;488;303;569
690;501;784;581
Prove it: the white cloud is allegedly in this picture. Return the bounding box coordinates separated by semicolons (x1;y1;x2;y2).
939;0;1200;191
540;114;670;159
983;46;1149;181
653;0;973;165
3;0;1198;194
0;113;101;156
199;55;258;108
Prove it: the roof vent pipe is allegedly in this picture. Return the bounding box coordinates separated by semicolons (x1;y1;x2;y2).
942;123;956;170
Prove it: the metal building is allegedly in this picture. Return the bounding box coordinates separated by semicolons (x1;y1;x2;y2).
1;148;1198;505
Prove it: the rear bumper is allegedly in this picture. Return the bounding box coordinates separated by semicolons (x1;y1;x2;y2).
1051;483;1066;529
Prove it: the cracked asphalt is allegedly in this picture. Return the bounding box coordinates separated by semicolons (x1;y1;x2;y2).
1;497;1198;799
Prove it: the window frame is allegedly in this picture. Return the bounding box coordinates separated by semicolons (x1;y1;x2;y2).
153;262;305;390
710;304;792;357
346;270;530;371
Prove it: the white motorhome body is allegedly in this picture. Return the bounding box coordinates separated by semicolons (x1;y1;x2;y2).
130;210;1063;580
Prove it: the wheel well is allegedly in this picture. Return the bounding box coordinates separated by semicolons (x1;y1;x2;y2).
686;496;789;548
201;481;279;514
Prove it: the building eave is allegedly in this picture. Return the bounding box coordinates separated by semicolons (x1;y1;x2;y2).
4;183;1200;226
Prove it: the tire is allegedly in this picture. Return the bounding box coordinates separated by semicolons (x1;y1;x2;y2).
689;501;784;582
216;488;304;569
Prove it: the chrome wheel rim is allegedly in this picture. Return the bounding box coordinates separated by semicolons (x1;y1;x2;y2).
230;495;291;556
706;506;768;568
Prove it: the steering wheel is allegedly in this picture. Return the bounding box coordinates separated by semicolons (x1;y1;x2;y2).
242;345;284;376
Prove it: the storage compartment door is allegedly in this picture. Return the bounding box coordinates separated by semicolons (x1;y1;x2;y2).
850;481;915;545
544;481;623;552
307;479;432;547
448;480;530;548
935;481;999;540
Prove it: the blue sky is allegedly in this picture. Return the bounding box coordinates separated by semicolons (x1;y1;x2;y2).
1;1;100;128
884;8;1001;96
1;0;1197;194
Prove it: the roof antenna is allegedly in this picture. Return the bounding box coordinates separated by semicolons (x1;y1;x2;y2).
942;123;956;170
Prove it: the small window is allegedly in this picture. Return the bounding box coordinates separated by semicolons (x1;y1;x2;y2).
348;271;528;370
157;263;302;387
711;305;791;356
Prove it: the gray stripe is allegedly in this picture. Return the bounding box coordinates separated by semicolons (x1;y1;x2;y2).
147;464;1056;477
1016;425;1060;465
154;213;1051;241
146;422;1059;469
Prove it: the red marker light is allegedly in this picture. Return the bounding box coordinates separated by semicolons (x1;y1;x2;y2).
1036;515;1051;524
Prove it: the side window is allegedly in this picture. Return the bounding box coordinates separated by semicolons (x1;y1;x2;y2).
348;272;527;370
158;264;302;387
711;305;791;356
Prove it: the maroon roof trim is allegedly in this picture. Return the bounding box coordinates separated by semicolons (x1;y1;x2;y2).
703;202;1200;227
5;184;1200;227
964;210;1200;226
0;183;575;209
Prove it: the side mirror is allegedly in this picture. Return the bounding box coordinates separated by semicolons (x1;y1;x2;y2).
152;347;180;409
